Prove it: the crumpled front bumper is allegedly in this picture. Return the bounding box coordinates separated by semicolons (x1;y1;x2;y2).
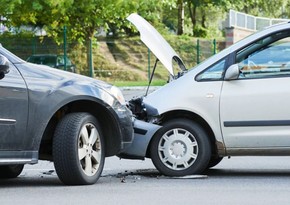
118;119;161;160
113;105;135;151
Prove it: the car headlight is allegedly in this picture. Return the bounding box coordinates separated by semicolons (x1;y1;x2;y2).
110;86;126;105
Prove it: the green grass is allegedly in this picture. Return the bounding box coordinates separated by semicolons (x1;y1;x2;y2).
111;79;167;87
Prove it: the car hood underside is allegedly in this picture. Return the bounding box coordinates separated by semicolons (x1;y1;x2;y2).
127;13;186;76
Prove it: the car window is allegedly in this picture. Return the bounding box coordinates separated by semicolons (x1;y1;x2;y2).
236;32;290;79
28;56;56;67
196;59;226;81
57;56;64;65
57;56;72;66
65;57;72;66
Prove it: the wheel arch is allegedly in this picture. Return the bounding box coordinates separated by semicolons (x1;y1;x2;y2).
39;99;122;160
146;109;218;158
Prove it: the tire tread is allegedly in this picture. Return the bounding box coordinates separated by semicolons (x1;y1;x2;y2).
53;112;104;185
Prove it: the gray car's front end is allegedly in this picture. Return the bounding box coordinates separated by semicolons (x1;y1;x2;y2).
0;44;134;184
19;61;134;156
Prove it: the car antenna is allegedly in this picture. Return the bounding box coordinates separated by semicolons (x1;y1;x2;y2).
145;58;159;96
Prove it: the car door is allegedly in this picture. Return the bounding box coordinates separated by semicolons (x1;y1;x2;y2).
0;59;29;150
220;30;290;149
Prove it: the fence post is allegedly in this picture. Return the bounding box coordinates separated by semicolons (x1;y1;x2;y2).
196;39;200;64
213;39;216;55
89;38;94;77
148;48;151;81
63;26;67;71
32;37;36;55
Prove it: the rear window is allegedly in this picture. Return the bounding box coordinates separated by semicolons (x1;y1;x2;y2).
27;56;56;67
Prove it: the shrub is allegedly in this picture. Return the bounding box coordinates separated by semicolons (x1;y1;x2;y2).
192;25;208;38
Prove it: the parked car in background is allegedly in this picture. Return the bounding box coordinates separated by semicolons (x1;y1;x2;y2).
0;45;133;185
26;54;77;73
119;14;290;177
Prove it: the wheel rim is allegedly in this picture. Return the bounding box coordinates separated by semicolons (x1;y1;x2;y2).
158;128;198;171
78;123;102;176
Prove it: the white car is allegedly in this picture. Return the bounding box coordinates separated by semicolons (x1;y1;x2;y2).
119;14;290;176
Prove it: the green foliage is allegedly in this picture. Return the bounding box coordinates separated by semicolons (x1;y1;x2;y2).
228;0;289;18
192;25;207;38
1;0;290;42
1;0;290;83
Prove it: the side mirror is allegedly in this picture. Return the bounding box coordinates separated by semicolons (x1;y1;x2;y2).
0;55;10;79
224;64;240;80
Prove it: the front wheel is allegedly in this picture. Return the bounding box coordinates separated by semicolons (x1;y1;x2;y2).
150;119;211;176
53;112;105;185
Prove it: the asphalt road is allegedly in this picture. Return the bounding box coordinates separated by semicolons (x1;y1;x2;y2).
1;157;290;205
1;87;290;204
120;86;159;100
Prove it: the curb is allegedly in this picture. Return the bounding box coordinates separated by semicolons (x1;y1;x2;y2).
119;86;161;91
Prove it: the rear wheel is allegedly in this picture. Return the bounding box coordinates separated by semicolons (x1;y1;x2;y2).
0;165;24;178
150;119;211;176
53;112;104;185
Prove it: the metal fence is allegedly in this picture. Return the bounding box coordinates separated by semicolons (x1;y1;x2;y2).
0;36;225;81
228;9;289;31
0;36;67;60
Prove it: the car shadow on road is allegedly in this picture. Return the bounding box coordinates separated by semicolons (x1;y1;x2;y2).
0;170;63;187
0;176;62;187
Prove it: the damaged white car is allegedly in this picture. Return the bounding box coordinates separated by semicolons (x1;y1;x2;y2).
119;13;290;176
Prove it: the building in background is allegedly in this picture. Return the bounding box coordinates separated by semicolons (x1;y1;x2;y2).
225;10;289;47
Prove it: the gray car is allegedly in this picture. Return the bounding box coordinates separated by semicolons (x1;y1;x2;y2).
0;44;133;185
119;14;290;176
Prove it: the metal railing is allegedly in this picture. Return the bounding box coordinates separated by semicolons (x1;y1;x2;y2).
228;9;289;31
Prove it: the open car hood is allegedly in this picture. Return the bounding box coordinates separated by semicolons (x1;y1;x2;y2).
127;13;186;76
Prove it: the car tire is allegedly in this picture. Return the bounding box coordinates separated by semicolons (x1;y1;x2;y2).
53;112;104;185
0;165;24;178
207;156;223;169
150;119;211;176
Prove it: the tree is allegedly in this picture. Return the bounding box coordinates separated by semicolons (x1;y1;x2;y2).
0;0;20;14
244;0;288;18
60;0;140;75
177;0;185;35
1;0;69;30
0;0;138;74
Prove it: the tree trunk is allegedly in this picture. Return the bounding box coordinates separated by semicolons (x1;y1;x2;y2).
177;0;184;35
188;1;197;27
201;8;206;28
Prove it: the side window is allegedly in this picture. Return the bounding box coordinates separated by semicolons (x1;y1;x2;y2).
57;56;64;65
65;57;72;66
196;59;226;81
236;32;290;79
